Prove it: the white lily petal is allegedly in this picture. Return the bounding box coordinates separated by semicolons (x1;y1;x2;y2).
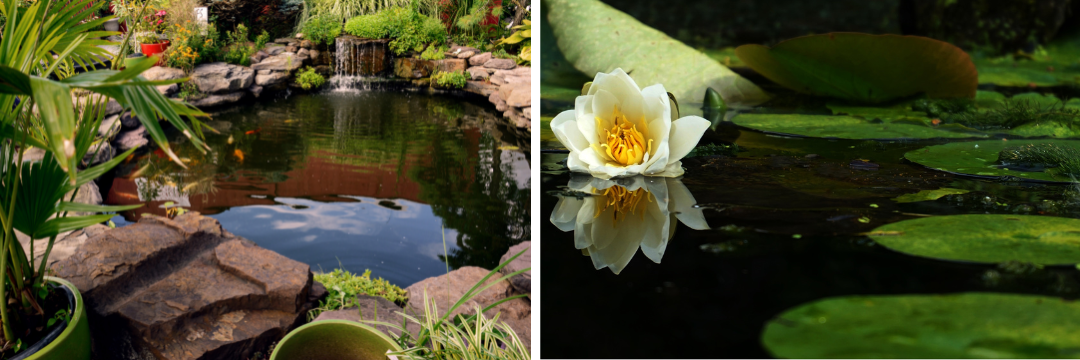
666;116;712;165
574;198;597;249
640;84;671;125
575;95;599;145
592;69;646;126
591;89;619;128
550;197;584;232
551;111;589;153
577;147;605;169
642;144;670;175
566;151;589;173
639;195;671;263
650;161;686;178
590;205;617;251
668;178;710;230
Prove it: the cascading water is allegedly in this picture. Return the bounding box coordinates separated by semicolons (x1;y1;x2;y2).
328;36;389;92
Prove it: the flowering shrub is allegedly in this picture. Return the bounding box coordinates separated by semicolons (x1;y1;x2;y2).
164;21;222;72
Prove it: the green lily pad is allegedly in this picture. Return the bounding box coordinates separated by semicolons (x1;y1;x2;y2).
735;33;977;103
973;33;1080;87
545;0;769;106
892;188;970;203
762;292;1080;358
869;214;1080;264
731;113;987;140
539;6;592;104
905;139;1080;182
826;102;930;122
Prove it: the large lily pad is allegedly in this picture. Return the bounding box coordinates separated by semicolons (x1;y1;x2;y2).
762;292;1080;358
735;33;977;103
869;214;1080;264
731;113;987;140
544;0;769;106
891;188;970;203
973;33;1080;87
905;139;1080;182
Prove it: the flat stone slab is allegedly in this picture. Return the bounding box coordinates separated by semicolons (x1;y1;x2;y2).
53;213;319;360
499;241;531;295
191;63;255;94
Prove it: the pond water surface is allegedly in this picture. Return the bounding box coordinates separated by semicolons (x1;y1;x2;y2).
106;90;530;288
540;100;1080;358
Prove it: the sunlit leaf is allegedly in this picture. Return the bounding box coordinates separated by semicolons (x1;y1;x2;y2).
869;214;1080;264
736;33;977;103
905;139;1080;183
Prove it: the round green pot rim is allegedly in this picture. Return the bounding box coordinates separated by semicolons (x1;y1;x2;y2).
271;319;403;360
30;276;87;358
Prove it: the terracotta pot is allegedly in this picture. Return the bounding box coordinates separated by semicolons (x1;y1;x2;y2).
140;40;170;66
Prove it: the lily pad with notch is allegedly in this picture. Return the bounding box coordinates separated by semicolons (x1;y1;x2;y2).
868;214;1080;264
904;139;1080;183
762;292;1080;358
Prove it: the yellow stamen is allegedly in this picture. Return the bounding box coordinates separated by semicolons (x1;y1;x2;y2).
593;186;651;225
597;106;652;166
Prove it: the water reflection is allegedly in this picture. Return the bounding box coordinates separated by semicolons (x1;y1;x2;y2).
549;175;709;274
105;92;530;285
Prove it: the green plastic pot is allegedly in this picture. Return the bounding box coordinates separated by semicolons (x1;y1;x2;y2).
20;277;91;360
271;320;402;360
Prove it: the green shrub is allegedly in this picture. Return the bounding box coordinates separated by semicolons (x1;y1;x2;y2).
255;30;271;50
294;0;414;36
300;15;343;46
419;44;445;60
296;66;326;90
343;7;445;55
307;269;408;321
432;70;466;89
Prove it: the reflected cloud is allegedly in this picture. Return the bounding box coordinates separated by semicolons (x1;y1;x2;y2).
550;175;709;275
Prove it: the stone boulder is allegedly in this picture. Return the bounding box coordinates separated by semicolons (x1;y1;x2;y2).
393;58;434;79
499;83;530;108
464;81;498;97
156;84;178;96
188;91;246;108
252;53;303;72
113;124;148;151
466;66;492;80
435;58;467;73
404;266;530;350
499;242;531;295
482;58;516;70
52;213;324;360
98;114;121;139
142;66;186;82
255;71;290;87
265;45;286;56
191;63;255;94
468;52;492;66
312;295;421;339
449;45;480;59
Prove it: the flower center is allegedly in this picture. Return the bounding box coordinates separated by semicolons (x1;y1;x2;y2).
598;107;651;166
594;186;650;225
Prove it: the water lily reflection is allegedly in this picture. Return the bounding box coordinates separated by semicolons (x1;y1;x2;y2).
550;176;709;274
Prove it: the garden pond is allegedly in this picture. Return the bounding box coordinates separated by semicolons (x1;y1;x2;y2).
539;92;1080;358
103;89;530;288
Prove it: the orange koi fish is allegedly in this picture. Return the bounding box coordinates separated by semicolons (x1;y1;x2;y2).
234;149;245;162
245;128;261;135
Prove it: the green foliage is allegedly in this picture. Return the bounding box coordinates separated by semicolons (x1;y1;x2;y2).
255;30;271;50
906;139;1080;182
295;0;418;36
762;293;1080;358
221;24;259;66
164;22;223;71
545;0;768;106
686;143;739;157
307;269;408;321
996;143;1080;178
343;7;446;55
869;214;1080;265
953;100;1080;131
891;188;970;203
419;44;445;60
432;70;466;89
300;15;342;46
736;33;978;103
360;248;531;360
296;66;327;90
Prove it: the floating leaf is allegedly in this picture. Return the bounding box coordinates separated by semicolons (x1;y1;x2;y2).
735;33;977;103
892;188;970;203
731;113;986;140
545;0;769;106
905;139;1080;183
870;214;1080;264
973;33;1080;87
762;292;1080;358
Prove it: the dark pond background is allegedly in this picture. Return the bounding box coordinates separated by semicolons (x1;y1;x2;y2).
106;90;530;288
540;129;1080;358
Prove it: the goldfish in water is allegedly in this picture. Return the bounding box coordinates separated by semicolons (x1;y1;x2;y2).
234;149;244;162
245;128;261;135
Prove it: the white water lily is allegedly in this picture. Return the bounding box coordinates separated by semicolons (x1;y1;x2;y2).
549;176;709;275
551;68;711;179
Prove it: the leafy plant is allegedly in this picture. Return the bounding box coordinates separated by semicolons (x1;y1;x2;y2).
300;14;342;46
0;0;209;354
432;70;465;88
362;248;530;360
164;22;222;71
686;143;739;157
255;29;271;50
307;268;408;321
296;66;326;89
420;44;445;60
343;7;446;55
735;33;978;103
496;18;529;64
295;0;418;36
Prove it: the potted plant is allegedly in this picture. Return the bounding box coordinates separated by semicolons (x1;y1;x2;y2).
0;0;211;357
270;248;530;360
137;9;170;63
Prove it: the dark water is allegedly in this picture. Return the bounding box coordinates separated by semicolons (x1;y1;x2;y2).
539;124;1080;358
106;91;530;287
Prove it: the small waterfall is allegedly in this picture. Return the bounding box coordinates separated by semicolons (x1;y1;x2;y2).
328;36;388;92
